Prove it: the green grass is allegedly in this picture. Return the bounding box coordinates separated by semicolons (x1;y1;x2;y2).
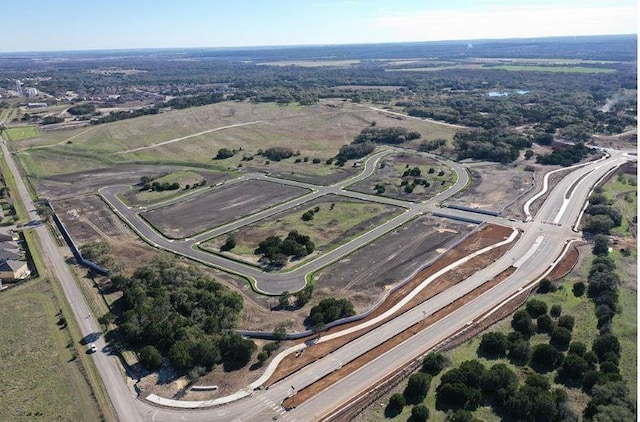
486;65;617;73
4;125;39;141
0;281;101;421
603;176;637;237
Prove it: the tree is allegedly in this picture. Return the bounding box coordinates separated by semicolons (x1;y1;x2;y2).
531;343;563;371
536;314;555;333
404;372;432;404
278;291;290;308
508;339;531;364
169;340;193;372
550;304;562;317
592;234;610;256
550;326;572;350
436;382;482;411
572;282;586;297
526;299;548;318
386;393;405;417
583;214;615;235
511;309;535;337
273;325;287;341
568;341;587;357
411;405;429;422
537;278;554;293
422;352;450;375
478;332;509;357
481;363;518;406
308;297;355;326
557;315;575;331
592;333;620;360
220;235;236;251
139;345;163;370
35;203;54;221
558;353;589;382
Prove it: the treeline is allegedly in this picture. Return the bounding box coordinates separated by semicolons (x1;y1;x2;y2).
110;257;255;376
68;103;97;115
164;92;224;109
536;143;595;166
453;127;531;163
90;106;159;125
583;188;623;234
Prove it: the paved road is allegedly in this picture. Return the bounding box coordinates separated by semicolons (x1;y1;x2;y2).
99;149;471;294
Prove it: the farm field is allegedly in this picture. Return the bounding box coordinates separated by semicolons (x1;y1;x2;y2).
347;152;455;201
141;179;310;238
0;281;101;421
201;195;402;268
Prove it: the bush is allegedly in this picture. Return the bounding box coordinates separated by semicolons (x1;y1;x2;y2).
550;304;562;317
262;146;294;161
531;343;563;371
572;282;586;297
536;314;555;333
508;339;531;364
511;309;535;337
308;297;355;326
557;315;575;331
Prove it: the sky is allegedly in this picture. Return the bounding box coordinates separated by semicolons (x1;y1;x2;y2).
0;0;636;52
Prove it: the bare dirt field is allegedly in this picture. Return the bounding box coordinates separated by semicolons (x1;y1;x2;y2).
347;151;455;201
313;216;476;315
201;195;402;268
449;161;534;215
140;180;310;239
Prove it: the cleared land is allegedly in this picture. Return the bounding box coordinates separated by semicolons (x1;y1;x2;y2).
201;195;402;268
0;281;101;421
347;152;455;201
141;179;310;238
13;101;458;183
449;161;535;215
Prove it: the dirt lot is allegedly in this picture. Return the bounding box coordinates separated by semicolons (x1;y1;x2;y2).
347;152;454;202
140;180;310;238
314;215;474;314
449;161;534;216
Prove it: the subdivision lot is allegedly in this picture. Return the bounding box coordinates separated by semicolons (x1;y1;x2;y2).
0;281;100;421
347;152;455;201
314;215;474;312
141;179;310;238
201;195;402;267
449;161;534;215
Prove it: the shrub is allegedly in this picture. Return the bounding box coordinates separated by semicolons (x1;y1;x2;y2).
550;326;572;350
215;148;234;159
411;405;429;422
557;315;575;331
550;304;562;317
262;146;294;161
386;393;405;416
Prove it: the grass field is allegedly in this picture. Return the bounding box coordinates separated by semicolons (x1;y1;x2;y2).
0;281;101;421
132;170;205;204
486;65;617;73
4;125;39;141
604;173;637;237
13;101;458;179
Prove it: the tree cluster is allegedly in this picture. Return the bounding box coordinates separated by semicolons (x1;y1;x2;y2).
111;257;252;374
90;107;159;125
353;126;421;145
255;230;315;267
80;240;113;268
583;189;623;235
68;103;97;115
307;297;355;327
261;146;294;161
536;143;594;166
453;127;531;164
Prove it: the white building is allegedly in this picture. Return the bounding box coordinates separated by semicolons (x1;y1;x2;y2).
25;87;38;96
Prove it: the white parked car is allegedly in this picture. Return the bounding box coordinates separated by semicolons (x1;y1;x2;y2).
88;344;97;353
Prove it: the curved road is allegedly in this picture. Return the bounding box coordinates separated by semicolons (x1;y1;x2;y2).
99;149;470;294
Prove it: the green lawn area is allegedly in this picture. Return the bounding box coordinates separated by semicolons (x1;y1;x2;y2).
4;125;39;140
486;65;617;73
0;281;101;421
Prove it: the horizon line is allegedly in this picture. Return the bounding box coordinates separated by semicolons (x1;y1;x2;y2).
0;33;636;56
